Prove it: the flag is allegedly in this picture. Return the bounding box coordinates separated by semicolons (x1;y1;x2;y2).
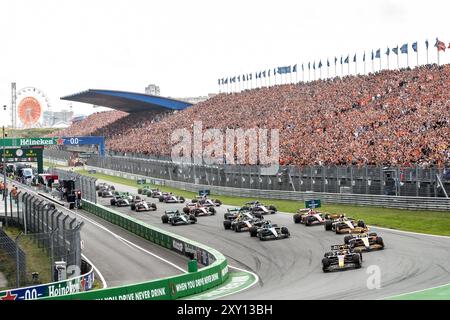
313;62;316;70
334;57;337;65
274;68;276;75
249;73;252;80
363;52;366;62
392;46;398;55
218;79;220;85
327;59;330;67
277;66;291;74
258;71;262;78
308;62;310;70
435;38;446;51
400;43;408;54
371;50;374;60
385;47;390;55
243;74;246;81
268;69;271;77
340;56;343;64
344;55;349;64
412;42;418;53
237;75;240;82
293;64;297;72
318;60;322;68
375;49;380;58
425;40;429;49
262;71;266;78
353;54;356;62
225;78;228;84
302;64;304;71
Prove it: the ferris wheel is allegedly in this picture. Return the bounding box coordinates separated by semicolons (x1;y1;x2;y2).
15;86;52;128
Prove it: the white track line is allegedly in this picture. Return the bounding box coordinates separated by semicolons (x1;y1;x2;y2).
17;182;187;274
380;281;450;300
81;253;108;289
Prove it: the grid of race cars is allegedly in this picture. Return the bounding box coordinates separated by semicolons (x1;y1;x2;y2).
97;182;385;273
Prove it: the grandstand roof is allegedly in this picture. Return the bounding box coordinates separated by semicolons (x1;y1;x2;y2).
61;89;192;113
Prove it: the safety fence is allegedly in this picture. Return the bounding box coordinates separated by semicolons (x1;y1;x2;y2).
1;191;83;284
43;148;450;198
88;166;450;211
0;228;26;288
41;200;229;300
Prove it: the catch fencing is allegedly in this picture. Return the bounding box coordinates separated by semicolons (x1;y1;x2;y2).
43;149;449;198
49;168;97;203
1;191;83;287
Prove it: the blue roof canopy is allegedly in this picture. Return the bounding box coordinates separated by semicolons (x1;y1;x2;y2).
61;89;192;113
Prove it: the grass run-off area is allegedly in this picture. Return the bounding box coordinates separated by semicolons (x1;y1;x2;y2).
77;169;450;237
0;227;52;290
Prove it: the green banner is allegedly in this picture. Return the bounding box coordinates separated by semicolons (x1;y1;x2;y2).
0;137;59;148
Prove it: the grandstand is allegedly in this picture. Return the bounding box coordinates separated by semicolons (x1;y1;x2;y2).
54;64;449;168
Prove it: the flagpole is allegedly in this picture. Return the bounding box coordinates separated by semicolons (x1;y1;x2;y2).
426;47;429;65
347;59;350;75
308;68;311;82
341;62;343;77
295;70;298;83
437;47;440;66
379;57;381;72
355;59;357;75
416;50;419;67
364;58;366;75
387;54;389;70
397;53;399;69
406;52;409;68
334;63;337;77
327;65;329;79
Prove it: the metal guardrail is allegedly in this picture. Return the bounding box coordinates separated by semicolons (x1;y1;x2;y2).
89;166;450;211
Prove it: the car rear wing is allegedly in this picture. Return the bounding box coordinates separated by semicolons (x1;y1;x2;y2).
165;210;179;214
330;244;350;250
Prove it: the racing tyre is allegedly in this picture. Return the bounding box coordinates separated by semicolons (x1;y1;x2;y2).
130;204;136;211
96;186;100;191
305;216;313;226
249;227;258;237
357;220;366;228
151;203;157;210
161;215;169;224
191;199;198;203
159;196;164;202
189;215;197;223
110;199;116;206
214;199;222;206
324;214;330;219
376;236;384;247
293;214;302;224
281;227;290;237
344;235;353;244
325;220;333;231
110;186;115;191
223;220;232;230
235;224;241;232
137;189;143;194
352;254;362;268
254;212;263;219
268;205;277;213
209;207;216;215
369;232;378;237
322;258;331;271
97;191;102;197
183;207;190;214
241;206;250;211
179;197;185;203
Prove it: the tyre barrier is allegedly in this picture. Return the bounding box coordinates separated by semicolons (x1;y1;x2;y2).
41;200;229;300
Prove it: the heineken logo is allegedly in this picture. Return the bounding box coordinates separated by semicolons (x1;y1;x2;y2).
19;138;55;146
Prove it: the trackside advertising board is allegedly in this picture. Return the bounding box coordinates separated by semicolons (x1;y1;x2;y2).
40;200;228;300
0;267;95;300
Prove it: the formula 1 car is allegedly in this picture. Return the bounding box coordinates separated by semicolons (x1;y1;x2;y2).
158;193;186;203
96;183;115;191
249;221;290;240
134;200;157;212
110;193;131;207
344;233;385;252
324;216;368;234
293;209;342;225
98;189;115;198
137;186;152;195
223;207;247;220
183;203;216;216
226;213;265;232
149;189;164;198
322;244;362;272
241;201;277;217
191;196;222;207
128;195;145;210
161;210;197;225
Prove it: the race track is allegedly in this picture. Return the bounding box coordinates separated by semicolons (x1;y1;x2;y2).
96;179;450;299
13;183;188;288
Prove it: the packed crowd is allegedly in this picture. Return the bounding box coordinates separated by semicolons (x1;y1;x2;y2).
54;64;449;167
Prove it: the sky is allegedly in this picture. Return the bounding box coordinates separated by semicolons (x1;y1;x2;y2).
0;0;449;125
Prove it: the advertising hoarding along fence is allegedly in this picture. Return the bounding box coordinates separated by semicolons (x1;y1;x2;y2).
40;200;229;300
0;266;95;300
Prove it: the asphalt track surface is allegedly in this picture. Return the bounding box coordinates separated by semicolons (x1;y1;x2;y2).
13;183;187;288
96;179;450;299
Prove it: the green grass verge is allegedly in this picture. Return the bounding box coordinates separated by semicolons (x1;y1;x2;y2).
7;128;57;138
0;249;18;290
2;227;52;287
77;170;450;237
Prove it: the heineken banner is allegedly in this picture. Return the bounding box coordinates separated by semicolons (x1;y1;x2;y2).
0;136;105;156
0;267;95;300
